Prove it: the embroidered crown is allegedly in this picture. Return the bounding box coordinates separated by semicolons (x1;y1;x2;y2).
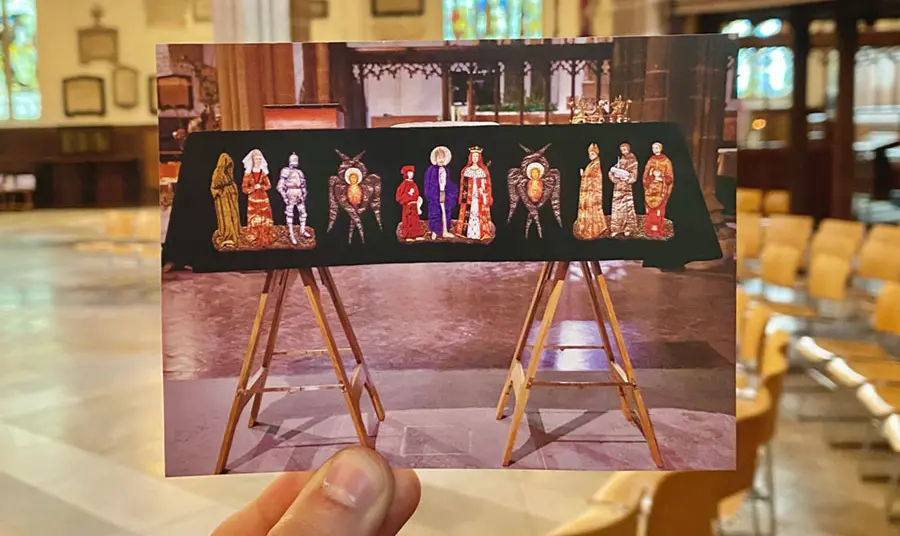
469;146;484;153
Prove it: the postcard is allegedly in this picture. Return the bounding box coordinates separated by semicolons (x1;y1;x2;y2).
159;36;737;476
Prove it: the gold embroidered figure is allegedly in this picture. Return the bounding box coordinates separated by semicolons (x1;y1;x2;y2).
210;153;241;250
608;142;640;237
573;143;607;240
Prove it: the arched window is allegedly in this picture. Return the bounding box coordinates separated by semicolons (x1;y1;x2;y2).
0;0;40;120
443;0;542;41
722;18;793;103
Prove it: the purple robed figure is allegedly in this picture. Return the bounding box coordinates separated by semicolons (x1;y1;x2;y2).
424;146;458;238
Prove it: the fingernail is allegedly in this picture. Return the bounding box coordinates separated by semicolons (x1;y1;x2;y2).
322;449;383;510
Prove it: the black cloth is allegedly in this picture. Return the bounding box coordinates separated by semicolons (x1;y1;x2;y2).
164;122;721;272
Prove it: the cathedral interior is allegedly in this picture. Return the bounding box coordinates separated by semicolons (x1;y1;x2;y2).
1;0;900;534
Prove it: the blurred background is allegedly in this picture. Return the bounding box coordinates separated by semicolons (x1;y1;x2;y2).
0;0;899;535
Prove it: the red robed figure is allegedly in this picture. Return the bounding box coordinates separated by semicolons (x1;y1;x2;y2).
396;165;424;240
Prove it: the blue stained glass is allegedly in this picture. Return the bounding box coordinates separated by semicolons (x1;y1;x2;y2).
721;19;752;38
2;0;40;120
753;18;782;38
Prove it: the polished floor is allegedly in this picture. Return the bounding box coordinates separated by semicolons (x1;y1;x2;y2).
1;208;898;535
162;221;736;474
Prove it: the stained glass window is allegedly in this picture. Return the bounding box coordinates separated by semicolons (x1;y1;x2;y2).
0;0;40;120
443;0;542;40
722;18;792;102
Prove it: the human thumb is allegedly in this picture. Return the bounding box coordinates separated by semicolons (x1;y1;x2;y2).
268;447;395;536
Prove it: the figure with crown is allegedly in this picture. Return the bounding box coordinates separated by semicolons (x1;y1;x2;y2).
573;143;608;240
455;146;494;241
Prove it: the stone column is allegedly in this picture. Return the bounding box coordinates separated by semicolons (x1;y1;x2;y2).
212;0;291;42
832;3;858;220
789;8;811;216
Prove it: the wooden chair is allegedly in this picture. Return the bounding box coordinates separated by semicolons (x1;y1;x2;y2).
717;386;776;536
868;224;900;246
737;213;764;279
737;286;749;351
856;240;900;285
550;472;645;536
738;301;774;373
795;281;900;366
762;190;790;216
737;188;763;214
817;218;867;246
756;254;854;322
756;243;803;297
764;214;814;253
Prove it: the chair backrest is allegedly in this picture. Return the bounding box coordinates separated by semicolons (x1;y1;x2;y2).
549;502;640;536
717;386;773;501
758;330;790;441
762;189;790;215
857;240;900;282
644;472;720;536
874;281;900;336
809;233;861;263
553;472;653;536
740;301;774;365
736;286;749;348
818;218;866;245
868;224;900;246
765;214;814;252
759;243;803;288
807;254;852;301
736;188;763;213
737;213;763;260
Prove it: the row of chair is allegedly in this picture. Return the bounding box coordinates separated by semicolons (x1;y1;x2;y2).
737;188;791;216
550;326;790;536
738;216;900;304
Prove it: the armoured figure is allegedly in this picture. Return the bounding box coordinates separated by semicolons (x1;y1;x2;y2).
277;152;311;245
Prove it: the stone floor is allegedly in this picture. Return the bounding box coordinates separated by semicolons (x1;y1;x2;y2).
0;208;898;535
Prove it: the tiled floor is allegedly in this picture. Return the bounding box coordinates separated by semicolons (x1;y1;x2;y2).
1;208;899;535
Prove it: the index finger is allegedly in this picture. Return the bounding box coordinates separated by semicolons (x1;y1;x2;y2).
212;471;313;536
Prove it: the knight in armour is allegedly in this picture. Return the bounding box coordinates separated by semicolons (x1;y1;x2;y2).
277;152;311;244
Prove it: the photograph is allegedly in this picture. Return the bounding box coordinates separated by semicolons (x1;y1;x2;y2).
159;35;739;476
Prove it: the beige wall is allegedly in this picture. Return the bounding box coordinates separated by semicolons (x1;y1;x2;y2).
6;0;213;127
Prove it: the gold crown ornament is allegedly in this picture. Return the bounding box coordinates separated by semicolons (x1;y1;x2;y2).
469;146;484;153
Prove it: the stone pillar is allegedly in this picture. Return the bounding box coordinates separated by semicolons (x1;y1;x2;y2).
212;0;291;42
789;8;811;216
832;4;857;220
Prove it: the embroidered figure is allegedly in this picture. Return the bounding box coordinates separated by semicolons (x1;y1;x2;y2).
423;146;458;240
396;165;424;242
277;152;312;245
573;143;608;240
210;153;241;250
642;142;675;240
608;143;640;238
506;143;562;238
327;149;383;244
455;146;495;241
241;149;276;248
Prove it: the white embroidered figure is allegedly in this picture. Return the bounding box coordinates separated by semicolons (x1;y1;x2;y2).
276;152;310;245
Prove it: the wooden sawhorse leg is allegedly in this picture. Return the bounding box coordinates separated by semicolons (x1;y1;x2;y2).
214;267;385;475
495;261;664;468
